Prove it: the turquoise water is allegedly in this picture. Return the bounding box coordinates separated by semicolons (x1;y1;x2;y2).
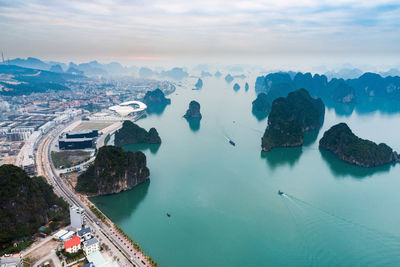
92;76;400;266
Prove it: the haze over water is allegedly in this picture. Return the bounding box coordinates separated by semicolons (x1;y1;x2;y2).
92;75;400;266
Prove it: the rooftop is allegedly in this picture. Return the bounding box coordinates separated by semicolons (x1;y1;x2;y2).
78;227;91;236
65;235;81;249
84;238;99;247
86;251;110;267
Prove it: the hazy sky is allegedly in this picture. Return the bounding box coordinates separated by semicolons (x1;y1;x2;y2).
1;0;399;67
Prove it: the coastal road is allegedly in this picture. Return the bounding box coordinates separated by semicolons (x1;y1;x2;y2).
36;120;149;267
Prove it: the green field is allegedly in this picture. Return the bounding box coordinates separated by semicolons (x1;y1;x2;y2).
51;150;92;168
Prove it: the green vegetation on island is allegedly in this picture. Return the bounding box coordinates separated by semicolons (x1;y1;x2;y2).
319;123;400;167
262;88;325;151
194;78;203;89
184;100;202;119
115;120;161;147
76;146;150;195
142;89;171;105
252;93;270;113
0;164;69;253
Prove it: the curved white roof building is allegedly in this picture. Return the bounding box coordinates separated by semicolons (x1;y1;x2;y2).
108;101;147;117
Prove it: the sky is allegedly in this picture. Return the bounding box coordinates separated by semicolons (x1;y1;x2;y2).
0;0;399;68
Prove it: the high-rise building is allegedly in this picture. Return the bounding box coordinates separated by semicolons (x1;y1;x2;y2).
70;205;84;230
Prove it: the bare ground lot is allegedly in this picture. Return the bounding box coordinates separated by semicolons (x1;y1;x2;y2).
26;239;60;264
51;151;92;169
73;122;113;131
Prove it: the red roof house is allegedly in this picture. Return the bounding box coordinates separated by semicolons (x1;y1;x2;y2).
65;235;81;253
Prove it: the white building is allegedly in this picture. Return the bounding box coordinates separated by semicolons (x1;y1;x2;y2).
77;227;92;241
70;205;84;230
83;238;100;255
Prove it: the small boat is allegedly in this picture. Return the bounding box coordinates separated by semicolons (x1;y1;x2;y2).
229;140;236;146
167;213;171;217
278;190;284;195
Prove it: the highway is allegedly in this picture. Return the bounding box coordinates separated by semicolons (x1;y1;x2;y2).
35;120;150;267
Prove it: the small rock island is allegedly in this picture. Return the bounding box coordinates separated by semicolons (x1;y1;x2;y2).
319;123;400;167
184;100;202;119
115;120;161;146
261;88;325;151
143;88;171;105
76;146;150;195
225;74;234;83
194;78;203;89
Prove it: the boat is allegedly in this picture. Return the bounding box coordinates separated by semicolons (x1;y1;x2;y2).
278;190;284;195
167;213;171;217
229;140;236;146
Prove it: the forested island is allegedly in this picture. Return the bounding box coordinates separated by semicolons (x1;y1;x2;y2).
76;146;150;195
184;100;202;119
0;165;69;253
115;120;161;146
319;123;400;167
252;93;270;113
254;71;400;114
261;89;325;151
194;78;203;89
142;88;171;105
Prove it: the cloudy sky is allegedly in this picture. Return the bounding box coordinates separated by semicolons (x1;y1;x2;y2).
0;0;399;67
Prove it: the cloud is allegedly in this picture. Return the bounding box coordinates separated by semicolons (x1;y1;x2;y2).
0;0;399;63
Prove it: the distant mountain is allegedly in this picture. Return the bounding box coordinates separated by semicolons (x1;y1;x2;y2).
261;89;325;151
160;67;189;80
49;64;64;73
201;71;212;77
320;123;399;167
254;71;400;112
7;57;137;77
324;68;364;80
66;66;84;75
74;61;107;76
8;57;50;70
139;67;156;78
380;68;400;77
0;65;85;95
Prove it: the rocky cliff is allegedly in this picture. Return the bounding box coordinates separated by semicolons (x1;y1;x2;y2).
184;100;202;119
319;123;399;167
143;89;171;105
115;120;161;146
225;74;234;83
194;78;203;89
262;89;325;151
252;93;270;113
0;165;68;250
76;146;150;195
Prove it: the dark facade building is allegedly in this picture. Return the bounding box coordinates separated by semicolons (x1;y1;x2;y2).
59;138;94;150
66;130;98;139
